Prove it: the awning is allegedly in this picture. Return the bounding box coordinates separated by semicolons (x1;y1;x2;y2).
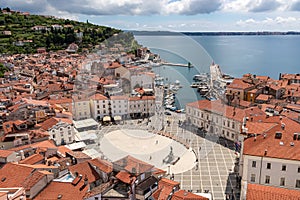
114;115;122;121
103;116;111;122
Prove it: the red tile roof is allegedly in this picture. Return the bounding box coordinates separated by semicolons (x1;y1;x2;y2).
0;150;14;158
115;170;131;184
34;179;89;200
39;117;72;131
9;140;57;152
247;183;300;200
171;190;208;200
243;116;300;161
88;158;113;174
57;145;72;157
256;94;271;101
83;182;111;199
129;95;156;101
19;153;44;165
227;79;254;90
244;122;278;135
187;99;265;122
152;178;180;200
90;93;108;100
69;161;100;184
113;155;154;175
0;163;34;188
22;171;46;190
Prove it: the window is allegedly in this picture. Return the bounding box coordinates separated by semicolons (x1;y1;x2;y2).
232;122;235;129
298;167;300;173
267;163;271;169
280;177;285;186
265;175;270;184
227;131;229;137
282;165;286;171
296;180;300;188
252;161;256;168
227;121;230;127
250;174;255;182
232;133;235;138
52;134;56;138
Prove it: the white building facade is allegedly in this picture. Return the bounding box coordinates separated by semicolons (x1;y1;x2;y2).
185;100;243;141
72;98;91;121
48;120;75;145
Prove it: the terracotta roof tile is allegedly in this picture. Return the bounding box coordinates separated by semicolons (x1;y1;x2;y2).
256;94;271;101
88;158;113;174
187;100;265;122
153;178;180;200
9;140;56;152
227;79;254;90
90;94;108;101
19;153;44;165
34;179;88;200
243;116;300;161
69;161;100;184
171;190;208;200
0;150;14;158
22;171;46;190
115;170;131;184
39;117;72;131
244;122;278;135
83;182;111;199
113;155;154;175
247;183;300;200
57;145;72;157
66;151;91;160
0;163;34;188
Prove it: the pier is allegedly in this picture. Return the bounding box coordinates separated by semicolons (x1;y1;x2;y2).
161;62;193;68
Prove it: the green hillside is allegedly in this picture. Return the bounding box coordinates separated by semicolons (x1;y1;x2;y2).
0;7;137;54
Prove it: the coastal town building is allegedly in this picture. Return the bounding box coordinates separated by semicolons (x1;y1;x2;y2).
186;99;265;141
90;93;110;121
239;116;300;199
39;117;75;145
72;96;91;121
129;95;156;119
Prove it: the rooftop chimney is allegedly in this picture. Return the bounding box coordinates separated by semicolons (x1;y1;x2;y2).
281;123;285;130
264;149;267;156
84;175;88;186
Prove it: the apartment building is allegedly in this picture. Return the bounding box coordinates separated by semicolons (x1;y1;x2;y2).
240;116;300;199
186;99;265;141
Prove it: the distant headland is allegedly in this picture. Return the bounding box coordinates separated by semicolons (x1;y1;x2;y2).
130;30;300;36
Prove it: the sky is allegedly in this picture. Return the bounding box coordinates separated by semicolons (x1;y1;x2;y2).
2;0;300;32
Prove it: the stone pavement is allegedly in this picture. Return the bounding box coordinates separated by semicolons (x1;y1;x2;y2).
84;88;240;200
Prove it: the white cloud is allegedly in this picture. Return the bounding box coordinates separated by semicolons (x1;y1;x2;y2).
2;0;221;16
236;16;300;30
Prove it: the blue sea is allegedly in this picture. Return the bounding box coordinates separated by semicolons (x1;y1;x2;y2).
135;35;300;108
